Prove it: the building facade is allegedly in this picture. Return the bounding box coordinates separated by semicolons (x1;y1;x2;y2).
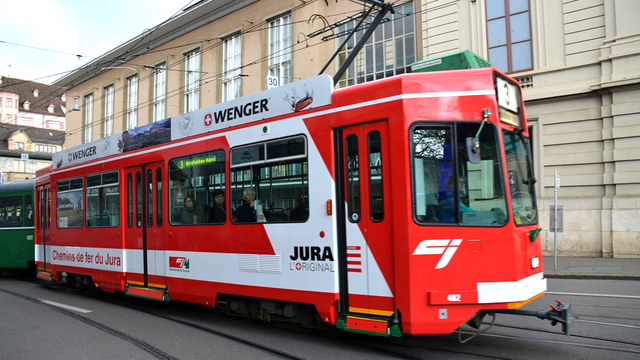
55;0;639;257
0;77;67;181
420;0;639;258
0;124;65;182
0;76;67;131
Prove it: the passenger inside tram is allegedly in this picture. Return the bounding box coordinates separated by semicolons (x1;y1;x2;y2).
207;189;226;223
233;188;267;223
180;195;206;224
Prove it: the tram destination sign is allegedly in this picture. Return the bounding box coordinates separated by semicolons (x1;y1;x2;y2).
496;76;521;127
170;74;333;140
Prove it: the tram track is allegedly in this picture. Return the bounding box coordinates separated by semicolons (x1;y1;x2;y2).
346;327;640;360
486;323;640;349
37;283;506;360
342;337;514;360
2;285;306;360
7;279;640;360
0;287;179;360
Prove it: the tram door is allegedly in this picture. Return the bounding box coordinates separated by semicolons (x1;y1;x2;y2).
337;121;395;316
124;162;166;289
36;184;51;271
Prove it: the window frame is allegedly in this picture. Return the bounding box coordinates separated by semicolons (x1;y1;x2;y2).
268;13;292;86
367;130;384;222
409;121;509;227
24;195;34;227
104;84;115;136
127;172;133;228
0;196;24;227
85;170;120;228
153;63;167;122
485;0;533;73
230;135;309;224
56;177;85;229
222;34;242;102
168;149;226;226
336;1;415;88
126;75;139;130
84;93;94;143
184;49;201;112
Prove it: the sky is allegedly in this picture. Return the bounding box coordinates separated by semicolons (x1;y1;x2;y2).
0;0;194;85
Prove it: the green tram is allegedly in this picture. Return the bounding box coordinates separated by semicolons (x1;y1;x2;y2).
0;179;35;272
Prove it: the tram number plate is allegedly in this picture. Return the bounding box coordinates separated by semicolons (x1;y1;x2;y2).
429;290;477;305
447;294;461;302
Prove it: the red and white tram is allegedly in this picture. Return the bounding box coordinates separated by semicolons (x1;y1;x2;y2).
35;68;567;337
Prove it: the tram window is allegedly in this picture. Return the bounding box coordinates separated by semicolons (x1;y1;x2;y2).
136;172;142;227
38;190;43;228
503;130;538;226
156;168;162;227
368;131;384;222
346;135;361;223
147;169;153;228
230;136;308;223
25;195;34;227
0;197;23;227
411;123;507;226
46;188;50;229
86;171;120;227
56;178;84;228
127;173;133;228
169;149;225;225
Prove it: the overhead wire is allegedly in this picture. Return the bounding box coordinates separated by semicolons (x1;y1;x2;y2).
14;0;435;144
0;40;95;61
1;0;206;131
49;30;329;143
46;0;419;142
41;0;323;141
6;0;389;138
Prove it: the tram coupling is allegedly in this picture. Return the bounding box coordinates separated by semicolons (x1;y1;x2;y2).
492;299;572;335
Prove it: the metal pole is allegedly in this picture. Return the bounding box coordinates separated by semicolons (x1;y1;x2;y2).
318;6;374;76
333;4;391;86
554;170;558;271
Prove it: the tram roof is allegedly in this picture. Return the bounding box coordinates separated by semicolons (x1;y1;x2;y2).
0;179;35;193
52;68;509;173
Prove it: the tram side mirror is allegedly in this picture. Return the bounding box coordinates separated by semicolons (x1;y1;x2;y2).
466;137;481;164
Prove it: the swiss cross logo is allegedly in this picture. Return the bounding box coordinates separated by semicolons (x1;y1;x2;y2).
169;256;190;272
204;113;212;127
413;239;464;269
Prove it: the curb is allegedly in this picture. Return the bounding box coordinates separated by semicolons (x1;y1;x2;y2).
545;273;640;281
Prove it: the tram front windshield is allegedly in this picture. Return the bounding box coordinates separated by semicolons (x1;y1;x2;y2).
502;130;538;226
412;122;508;226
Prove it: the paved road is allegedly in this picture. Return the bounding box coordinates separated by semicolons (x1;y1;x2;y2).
1;273;638;360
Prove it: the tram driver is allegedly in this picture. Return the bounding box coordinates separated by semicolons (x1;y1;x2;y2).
436;175;474;221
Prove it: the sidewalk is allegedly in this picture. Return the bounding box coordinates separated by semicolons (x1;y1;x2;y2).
543;256;640;280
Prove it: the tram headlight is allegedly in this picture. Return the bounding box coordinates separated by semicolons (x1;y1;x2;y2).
531;256;540;269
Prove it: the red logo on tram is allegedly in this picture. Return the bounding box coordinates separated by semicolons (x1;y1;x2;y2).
169;257;190;270
204;113;213;127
